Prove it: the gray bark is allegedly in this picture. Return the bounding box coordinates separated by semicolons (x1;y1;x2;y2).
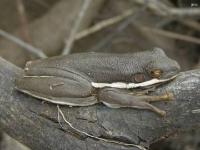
0;57;199;150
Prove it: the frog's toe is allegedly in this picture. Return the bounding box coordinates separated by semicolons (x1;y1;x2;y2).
165;92;174;101
160;110;166;117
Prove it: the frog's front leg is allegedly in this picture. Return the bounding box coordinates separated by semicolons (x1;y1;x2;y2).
16;67;98;106
98;88;173;116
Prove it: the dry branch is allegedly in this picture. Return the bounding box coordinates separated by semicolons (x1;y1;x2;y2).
75;8;135;40
0;29;47;58
16;0;31;43
0;0;104;66
138;25;200;45
0;57;199;150
134;0;200;18
62;0;93;55
75;0;200;42
181;20;200;32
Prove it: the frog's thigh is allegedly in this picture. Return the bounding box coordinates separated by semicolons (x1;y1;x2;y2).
16;73;97;106
98;88;166;116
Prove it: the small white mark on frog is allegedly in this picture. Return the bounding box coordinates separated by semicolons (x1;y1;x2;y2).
50;83;65;90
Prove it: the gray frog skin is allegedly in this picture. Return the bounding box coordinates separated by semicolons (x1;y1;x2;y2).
16;48;180;116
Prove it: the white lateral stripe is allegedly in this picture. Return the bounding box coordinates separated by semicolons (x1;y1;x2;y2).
91;82;128;88
91;75;177;89
23;75;54;78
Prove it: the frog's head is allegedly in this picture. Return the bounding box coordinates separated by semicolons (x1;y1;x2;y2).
145;48;180;80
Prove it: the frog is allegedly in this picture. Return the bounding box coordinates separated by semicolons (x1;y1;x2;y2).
15;48;180;116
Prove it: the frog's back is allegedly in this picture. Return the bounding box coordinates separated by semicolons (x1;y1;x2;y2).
25;49;181;83
30;52;145;82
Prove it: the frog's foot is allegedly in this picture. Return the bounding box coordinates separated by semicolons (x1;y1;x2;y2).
98;88;168;116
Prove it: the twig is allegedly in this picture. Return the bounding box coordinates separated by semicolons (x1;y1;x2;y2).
135;0;200;33
16;0;31;43
156;18;200;33
181;20;200;32
75;9;135;40
0;29;47;58
170;7;200;18
134;0;200;18
62;0;92;55
75;0;200;39
139;25;200;45
57;105;147;150
89;3;148;51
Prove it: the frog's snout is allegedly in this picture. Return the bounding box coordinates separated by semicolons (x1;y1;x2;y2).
174;60;181;71
161;60;181;79
162;70;179;79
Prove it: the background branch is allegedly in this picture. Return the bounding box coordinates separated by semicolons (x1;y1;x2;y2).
0;0;105;66
0;29;47;58
62;0;93;55
0;57;199;150
138;25;200;45
134;0;200;18
16;0;31;43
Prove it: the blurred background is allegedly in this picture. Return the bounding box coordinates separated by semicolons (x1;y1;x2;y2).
0;0;199;149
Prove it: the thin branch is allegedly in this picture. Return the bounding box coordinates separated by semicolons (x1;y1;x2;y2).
16;0;31;43
134;0;200;18
62;0;92;55
139;25;200;45
156;18;200;33
75;9;135;40
170;7;200;18
89;4;148;51
75;0;200;42
135;0;200;32
181;20;200;32
0;29;47;58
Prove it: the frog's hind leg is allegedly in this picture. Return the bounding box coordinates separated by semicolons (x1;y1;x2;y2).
130;92;174;102
98;88;167;116
16;69;98;106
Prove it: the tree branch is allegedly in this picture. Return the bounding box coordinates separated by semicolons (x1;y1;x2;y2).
0;0;105;66
134;0;200;18
0;57;199;150
62;0;93;55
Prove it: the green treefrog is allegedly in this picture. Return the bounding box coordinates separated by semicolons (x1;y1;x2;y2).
16;48;180;116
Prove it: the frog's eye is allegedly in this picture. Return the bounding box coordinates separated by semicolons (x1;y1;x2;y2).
133;73;145;83
150;69;163;78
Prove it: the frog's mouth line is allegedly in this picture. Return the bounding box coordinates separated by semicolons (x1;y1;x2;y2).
91;74;178;89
